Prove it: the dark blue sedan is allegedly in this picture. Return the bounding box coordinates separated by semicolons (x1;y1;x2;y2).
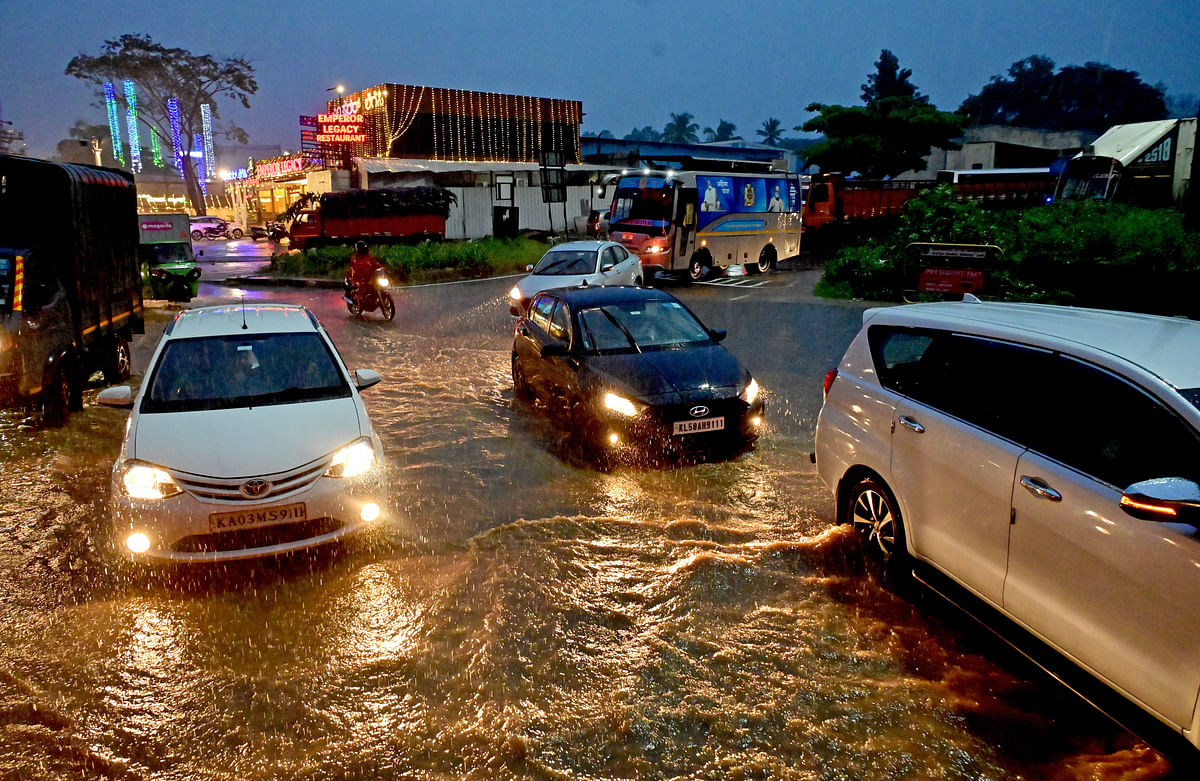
511;285;763;463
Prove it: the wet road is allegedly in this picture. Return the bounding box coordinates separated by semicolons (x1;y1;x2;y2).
0;260;1179;779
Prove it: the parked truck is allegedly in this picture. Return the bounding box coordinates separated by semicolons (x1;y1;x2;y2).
1054;118;1196;208
137;213;201;302
288;186;456;250
0;155;144;425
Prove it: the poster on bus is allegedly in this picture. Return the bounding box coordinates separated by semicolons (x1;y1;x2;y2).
697;175;792;229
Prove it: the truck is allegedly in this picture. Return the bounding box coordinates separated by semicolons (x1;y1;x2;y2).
802;174;928;237
288;186;456;250
0;155;144;425
1054;118;1197;208
137;213;201;302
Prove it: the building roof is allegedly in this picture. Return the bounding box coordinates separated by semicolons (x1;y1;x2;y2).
1082;119;1179;166
356;157;615;175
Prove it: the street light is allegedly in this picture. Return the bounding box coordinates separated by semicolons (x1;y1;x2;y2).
327;85;345;94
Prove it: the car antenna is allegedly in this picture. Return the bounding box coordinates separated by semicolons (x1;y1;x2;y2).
241;294;248;329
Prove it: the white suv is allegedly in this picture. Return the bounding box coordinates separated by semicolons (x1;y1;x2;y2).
815;298;1200;752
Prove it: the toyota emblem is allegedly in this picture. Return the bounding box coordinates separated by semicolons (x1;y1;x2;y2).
240;479;271;499
689;405;710;418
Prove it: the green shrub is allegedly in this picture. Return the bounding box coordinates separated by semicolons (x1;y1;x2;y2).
273;238;549;281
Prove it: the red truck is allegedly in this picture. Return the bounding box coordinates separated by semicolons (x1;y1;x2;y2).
802;173;930;234
289;187;456;250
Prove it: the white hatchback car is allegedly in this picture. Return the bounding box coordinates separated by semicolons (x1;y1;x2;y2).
98;303;387;562
508;240;642;315
815;298;1200;751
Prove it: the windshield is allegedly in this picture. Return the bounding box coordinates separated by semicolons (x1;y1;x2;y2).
610;183;674;235
577;299;712;354
1181;388;1200;413
139;244;195;266
142;332;351;413
532;249;598;276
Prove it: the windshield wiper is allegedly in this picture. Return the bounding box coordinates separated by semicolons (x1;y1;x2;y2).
598;307;641;353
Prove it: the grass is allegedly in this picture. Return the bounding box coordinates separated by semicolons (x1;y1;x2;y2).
271;237;550;283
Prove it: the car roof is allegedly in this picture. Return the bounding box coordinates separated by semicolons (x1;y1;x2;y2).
165;304;321;339
867;300;1200;389
544;285;677;308
543;240;612;252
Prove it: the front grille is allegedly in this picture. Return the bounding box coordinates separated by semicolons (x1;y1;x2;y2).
171;517;344;553
171;455;330;503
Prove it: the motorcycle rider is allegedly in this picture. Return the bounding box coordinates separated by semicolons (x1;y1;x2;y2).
346;241;383;303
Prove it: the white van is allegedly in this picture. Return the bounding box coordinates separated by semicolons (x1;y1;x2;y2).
815;298;1200;753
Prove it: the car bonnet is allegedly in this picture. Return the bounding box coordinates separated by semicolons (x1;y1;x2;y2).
129;398;365;477
588;344;745;403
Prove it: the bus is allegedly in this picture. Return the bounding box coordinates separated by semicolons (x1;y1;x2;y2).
935;168;1057;203
606;167;802;282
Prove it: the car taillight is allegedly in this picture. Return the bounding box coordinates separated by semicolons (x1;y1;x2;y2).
823;368;838;396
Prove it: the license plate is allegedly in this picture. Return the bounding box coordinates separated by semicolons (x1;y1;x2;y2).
209;502;307;533
673;416;725;435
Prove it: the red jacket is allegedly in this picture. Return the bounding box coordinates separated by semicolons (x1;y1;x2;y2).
348;252;383;289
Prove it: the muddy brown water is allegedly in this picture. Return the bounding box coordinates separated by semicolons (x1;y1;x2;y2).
0;282;1178;779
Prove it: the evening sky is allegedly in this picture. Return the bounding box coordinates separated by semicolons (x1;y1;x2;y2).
1;0;1198;159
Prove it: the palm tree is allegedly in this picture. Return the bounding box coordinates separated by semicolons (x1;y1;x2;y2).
662;112;699;144
757;118;784;146
703;119;738;142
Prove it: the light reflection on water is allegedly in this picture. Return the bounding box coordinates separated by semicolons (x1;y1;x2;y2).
0;302;1180;779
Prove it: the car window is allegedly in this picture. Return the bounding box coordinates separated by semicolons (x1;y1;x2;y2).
532;250;597;276
529;295;555;331
600;248;616;269
548;301;571;344
142;332;350;413
1023;356;1200;489
613;245;629;262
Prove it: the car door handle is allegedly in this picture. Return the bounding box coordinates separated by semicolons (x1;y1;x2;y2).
1019;475;1062;502
898;415;925;434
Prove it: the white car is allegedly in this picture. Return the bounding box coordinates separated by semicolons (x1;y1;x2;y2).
508;240;642;316
98;303;387;562
189;215;243;240
815;297;1200;752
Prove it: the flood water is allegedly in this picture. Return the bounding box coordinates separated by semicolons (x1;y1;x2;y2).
0;276;1179;779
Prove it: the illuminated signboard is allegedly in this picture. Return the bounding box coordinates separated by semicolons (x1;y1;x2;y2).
256;157;308;179
317;113;366;144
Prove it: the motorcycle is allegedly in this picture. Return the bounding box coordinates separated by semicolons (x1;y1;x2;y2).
266;221;288;242
203;225;229;241
344;268;396;320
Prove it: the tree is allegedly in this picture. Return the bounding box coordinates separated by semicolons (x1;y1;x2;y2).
800;51;963;178
756;117;784;145
662;112;699;144
703;120;738;142
55;120;117;165
861;49;922;103
66;33;257;214
958;56;1167;131
624;125;663;142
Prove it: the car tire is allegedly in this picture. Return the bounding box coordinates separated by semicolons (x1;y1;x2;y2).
230;228;244;239
634;276;643;287
749;244;776;275
844;477;908;577
511;355;532;402
191;230;204;240
104;336;132;384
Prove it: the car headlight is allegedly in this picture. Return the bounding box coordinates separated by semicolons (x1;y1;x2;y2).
122;461;183;500
509;285;524;301
603;391;642;417
326;438;376;478
740;378;760;405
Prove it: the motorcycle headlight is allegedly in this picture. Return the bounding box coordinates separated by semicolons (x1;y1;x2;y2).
740;378;760;405
326;438;376;478
603;391;642;417
376;276;389;288
122;461;182;500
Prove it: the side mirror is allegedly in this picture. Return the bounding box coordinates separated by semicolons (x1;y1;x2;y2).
97;385;134;408
354;368;382;391
540;343;570;358
709;329;727;343
600;262;615;273
525;264;534;272
1120;477;1200;524
197;249;204;257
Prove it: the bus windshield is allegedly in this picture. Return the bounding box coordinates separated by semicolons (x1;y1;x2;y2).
610;180;674;235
